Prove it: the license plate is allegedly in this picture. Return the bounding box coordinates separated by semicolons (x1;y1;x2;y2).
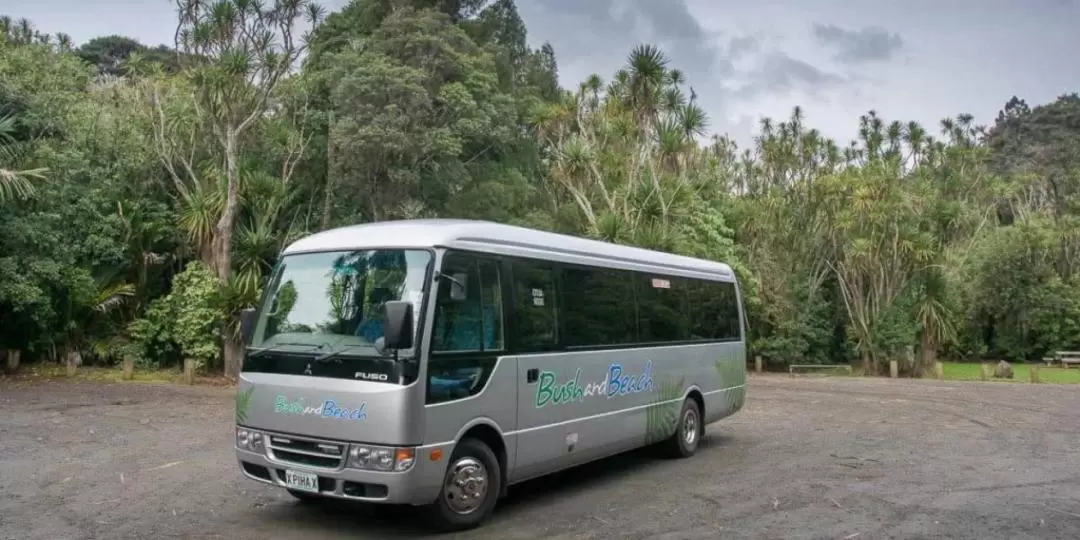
283;469;319;493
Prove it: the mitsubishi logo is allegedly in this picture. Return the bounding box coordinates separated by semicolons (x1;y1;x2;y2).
303;363;312;375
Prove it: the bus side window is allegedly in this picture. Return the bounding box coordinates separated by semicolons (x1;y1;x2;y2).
431;255;505;352
687;279;741;341
427;254;505;405
511;260;558;352
637;274;690;342
561;266;636;347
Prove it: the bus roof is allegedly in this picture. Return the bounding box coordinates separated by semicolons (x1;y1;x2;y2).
282;219;735;280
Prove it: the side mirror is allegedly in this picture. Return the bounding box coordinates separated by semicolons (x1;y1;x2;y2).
450;272;468;301
239;308;258;345
382;300;414;350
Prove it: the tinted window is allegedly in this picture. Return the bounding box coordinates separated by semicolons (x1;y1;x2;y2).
636;275;690;342
688;279;740;340
431;254;504;352
512;260;558;352
561;266;637;347
715;280;742;339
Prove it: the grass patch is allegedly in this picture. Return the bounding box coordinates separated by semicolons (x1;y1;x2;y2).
1;364;234;386
941;362;1080;384
763;361;1080;384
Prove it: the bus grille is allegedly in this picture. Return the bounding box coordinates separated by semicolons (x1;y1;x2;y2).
266;434;346;469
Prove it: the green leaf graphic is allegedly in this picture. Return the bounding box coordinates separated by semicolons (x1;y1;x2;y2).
235;387;254;425
715;354;747;413
645;375;685;445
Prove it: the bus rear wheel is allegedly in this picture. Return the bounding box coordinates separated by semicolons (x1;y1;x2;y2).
662;398;702;458
425;437;501;532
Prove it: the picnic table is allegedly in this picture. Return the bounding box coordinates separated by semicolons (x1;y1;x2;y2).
1043;351;1080;368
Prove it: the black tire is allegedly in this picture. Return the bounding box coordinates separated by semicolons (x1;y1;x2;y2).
424;438;501;532
286;489;323;503
661;398;702;458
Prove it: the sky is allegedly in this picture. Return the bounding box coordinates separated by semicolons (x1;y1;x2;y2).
6;0;1080;147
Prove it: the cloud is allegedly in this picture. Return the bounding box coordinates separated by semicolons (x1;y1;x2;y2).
811;23;904;63
734;52;846;99
517;0;731;80
516;0;838;100
727;34;762;59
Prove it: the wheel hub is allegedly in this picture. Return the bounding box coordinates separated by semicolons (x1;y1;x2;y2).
683;408;698;446
444;457;488;515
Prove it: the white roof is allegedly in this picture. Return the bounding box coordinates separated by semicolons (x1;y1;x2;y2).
283;219;734;281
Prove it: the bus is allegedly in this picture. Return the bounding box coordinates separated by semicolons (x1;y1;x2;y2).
233;219;747;531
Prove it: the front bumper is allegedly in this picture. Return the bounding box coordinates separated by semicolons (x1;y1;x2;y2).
235;428;453;506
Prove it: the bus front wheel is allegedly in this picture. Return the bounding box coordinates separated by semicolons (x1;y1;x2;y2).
662;398;702;458
425;437;501;532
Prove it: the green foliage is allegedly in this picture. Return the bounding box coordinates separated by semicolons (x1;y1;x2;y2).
321;6;518;222
962;219;1080;361
129;261;223;369
2;4;1079;381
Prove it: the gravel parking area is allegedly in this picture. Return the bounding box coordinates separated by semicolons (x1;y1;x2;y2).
1;375;1078;540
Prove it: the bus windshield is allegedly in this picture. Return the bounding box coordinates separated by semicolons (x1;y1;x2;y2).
242;248;432;382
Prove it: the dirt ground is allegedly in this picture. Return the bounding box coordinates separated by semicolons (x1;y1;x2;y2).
1;374;1078;540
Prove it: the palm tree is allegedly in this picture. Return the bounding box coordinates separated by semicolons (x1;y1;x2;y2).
624;44;669;130
0;113;46;202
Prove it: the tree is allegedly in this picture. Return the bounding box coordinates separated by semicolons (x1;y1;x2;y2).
0;112;45;202
321;6;517;223
144;0;324;376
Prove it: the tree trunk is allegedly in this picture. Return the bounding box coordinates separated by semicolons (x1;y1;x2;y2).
216;128;242;376
199;241;215;270
215;128;240;283
861;349;874;376
223;336;244;378
322;109;334;230
919;325;937;378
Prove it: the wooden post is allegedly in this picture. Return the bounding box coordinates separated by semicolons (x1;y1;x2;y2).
934;362;944;380
66;351;78;377
1030;363;1041;384
754;355;762;374
980;363;990;381
183;358;196;385
3;350;20;375
889;360;898;378
122;355;135;381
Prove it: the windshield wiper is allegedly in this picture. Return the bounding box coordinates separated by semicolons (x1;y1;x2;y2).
312;343;375;363
246;342;327;359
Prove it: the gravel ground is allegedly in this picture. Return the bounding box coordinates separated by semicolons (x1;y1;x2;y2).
1;375;1078;540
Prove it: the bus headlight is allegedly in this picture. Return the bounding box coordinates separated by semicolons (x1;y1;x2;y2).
348;444;415;472
236;428;265;452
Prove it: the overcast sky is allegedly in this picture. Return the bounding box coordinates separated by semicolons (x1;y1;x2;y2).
7;0;1079;147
